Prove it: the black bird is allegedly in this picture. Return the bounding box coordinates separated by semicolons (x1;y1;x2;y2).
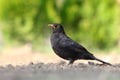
48;23;112;65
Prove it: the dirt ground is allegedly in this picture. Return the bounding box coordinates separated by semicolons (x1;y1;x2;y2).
0;47;120;80
0;61;120;80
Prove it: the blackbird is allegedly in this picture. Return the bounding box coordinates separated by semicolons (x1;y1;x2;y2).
48;23;112;65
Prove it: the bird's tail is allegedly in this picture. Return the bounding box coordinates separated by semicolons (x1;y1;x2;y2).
94;57;112;66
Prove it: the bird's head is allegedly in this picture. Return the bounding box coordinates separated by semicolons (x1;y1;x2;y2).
48;24;65;33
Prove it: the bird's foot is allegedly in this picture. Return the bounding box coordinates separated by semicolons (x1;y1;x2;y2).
68;59;74;65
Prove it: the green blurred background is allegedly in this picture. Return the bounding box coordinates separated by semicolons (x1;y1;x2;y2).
0;0;120;54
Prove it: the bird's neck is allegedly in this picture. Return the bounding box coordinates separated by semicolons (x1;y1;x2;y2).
54;32;66;36
52;29;66;34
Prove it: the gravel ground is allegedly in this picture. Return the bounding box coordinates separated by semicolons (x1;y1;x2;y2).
0;46;120;80
0;61;120;80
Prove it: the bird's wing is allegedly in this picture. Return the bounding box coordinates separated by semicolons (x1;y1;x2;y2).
60;36;89;54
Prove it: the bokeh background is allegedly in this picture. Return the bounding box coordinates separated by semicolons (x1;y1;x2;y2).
0;0;120;65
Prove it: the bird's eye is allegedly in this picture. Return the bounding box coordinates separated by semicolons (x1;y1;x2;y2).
56;25;60;28
54;25;57;28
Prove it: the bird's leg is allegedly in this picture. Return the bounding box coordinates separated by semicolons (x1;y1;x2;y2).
68;59;74;65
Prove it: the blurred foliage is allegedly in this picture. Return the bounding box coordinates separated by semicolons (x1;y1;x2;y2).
0;0;119;51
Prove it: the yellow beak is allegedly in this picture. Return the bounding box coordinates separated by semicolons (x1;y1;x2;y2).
48;24;56;28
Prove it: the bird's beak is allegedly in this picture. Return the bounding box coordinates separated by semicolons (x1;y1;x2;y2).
48;24;55;29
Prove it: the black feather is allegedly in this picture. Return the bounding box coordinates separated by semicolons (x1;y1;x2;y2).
49;24;112;65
